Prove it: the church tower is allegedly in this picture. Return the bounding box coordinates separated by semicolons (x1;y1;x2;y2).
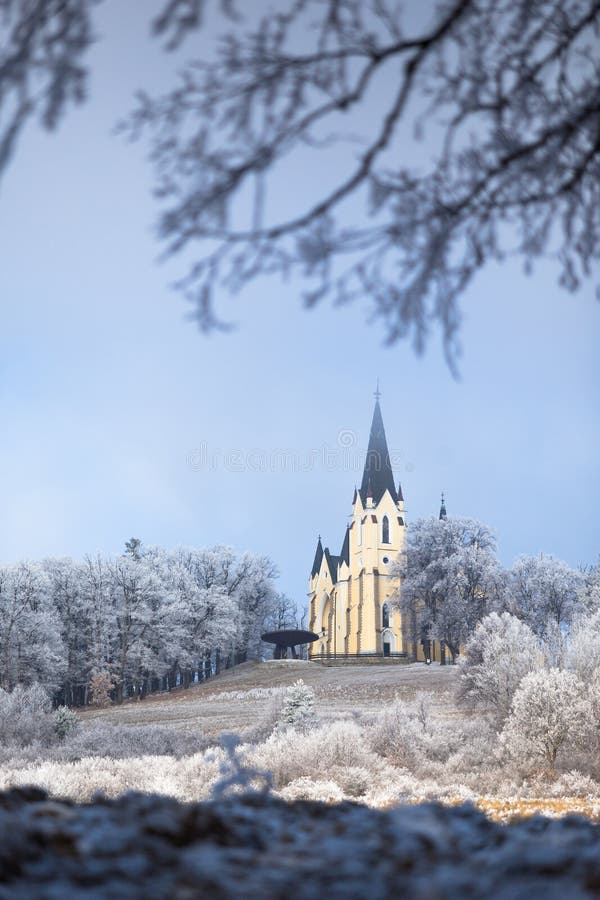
308;393;407;660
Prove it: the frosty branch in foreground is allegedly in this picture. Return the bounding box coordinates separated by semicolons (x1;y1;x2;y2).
124;0;600;363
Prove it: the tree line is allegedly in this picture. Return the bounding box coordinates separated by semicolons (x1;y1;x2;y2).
394;516;598;664
0;540;300;706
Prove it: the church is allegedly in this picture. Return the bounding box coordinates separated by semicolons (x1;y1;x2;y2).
308;395;444;663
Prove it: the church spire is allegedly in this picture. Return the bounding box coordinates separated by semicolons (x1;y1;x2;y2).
439;492;447;520
359;390;397;506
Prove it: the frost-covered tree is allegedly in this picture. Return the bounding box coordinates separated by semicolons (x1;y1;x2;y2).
585;668;600;757
0;544;278;704
458;612;542;725
501;668;588;769
53;705;79;739
394;516;503;662
278;679;317;732
565;609;600;683
161;547;236;687
0;562;64;690
109;553;169;703
263;592;303;632
578;559;600;613
43;558;89;706
508;555;583;644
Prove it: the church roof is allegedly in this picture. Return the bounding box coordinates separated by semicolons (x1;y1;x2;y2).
340;526;350;566
324;548;340;581
359;400;398;506
311;536;324;576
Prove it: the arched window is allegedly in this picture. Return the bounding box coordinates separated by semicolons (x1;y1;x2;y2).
382;515;390;544
382;603;390;628
357;519;363;546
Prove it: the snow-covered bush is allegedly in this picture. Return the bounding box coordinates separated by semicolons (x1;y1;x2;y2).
545;771;600;798
54;706;79;740
364;692;492;776
279;777;345;803
252;719;388;789
457;612;542;724
501;669;588;769
0;684;55;748
65;721;210;760
277;679;316;732
367;699;425;769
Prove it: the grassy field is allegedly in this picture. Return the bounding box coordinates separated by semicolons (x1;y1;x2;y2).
80;660;459;735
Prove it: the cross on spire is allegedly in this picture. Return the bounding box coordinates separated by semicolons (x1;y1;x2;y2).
374;378;381;401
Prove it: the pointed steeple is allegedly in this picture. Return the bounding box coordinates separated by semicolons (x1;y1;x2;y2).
397;481;404;502
359;395;397;506
439;492;447;520
311;535;324;576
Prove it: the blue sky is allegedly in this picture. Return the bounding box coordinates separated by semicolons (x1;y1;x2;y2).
0;1;598;602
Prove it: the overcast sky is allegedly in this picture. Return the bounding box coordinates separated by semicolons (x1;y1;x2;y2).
1;1;598;602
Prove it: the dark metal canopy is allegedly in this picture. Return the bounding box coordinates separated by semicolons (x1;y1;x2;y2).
261;629;319;659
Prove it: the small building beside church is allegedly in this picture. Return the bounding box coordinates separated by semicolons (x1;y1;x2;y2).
308;396;444;662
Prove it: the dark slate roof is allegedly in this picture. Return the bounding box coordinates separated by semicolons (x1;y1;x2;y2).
397;481;404;502
359;400;398;506
324;549;340;582
340;527;350;566
311;537;324;576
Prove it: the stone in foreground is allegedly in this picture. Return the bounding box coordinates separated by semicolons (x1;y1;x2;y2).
1;789;600;898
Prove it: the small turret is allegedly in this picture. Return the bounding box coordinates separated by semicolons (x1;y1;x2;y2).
439;492;447;520
397;480;406;525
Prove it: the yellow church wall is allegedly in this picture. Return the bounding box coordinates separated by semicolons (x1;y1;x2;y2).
308;485;407;659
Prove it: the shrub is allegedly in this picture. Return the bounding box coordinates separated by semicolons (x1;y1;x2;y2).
0;684;55;748
252;720;385;788
501;669;588;769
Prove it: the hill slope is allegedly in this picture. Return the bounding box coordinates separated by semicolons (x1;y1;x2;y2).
81;661;458;735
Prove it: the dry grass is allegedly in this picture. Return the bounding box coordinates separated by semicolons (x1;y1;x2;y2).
473;797;600;823
79;660;459;735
